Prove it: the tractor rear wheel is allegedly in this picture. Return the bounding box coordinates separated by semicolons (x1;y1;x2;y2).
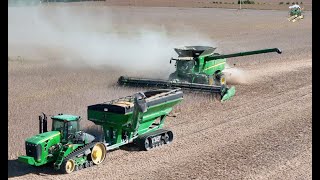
91;143;107;165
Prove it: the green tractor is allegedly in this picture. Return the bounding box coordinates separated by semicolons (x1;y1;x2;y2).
18;88;183;173
119;46;282;101
288;4;304;22
18;114;98;173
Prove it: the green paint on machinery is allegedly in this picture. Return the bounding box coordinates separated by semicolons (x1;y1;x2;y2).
18;88;183;174
118;46;282;101
288;4;304;22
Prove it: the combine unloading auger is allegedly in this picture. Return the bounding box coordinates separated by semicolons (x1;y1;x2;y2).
118;46;282;102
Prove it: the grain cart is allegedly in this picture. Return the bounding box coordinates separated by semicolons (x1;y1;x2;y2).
18;88;183;174
119;46;282;101
288;4;304;22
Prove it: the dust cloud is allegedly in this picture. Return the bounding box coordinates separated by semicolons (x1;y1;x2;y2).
223;63;249;84
8;5;215;78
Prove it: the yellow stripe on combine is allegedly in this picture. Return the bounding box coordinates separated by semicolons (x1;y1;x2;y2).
204;62;225;71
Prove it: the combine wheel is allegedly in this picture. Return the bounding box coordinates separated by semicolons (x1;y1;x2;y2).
214;72;226;86
61;159;76;174
91;143;107;165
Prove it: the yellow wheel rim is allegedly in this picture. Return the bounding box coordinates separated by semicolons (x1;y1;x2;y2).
221;77;226;84
65;159;75;174
91;143;106;165
209;77;214;85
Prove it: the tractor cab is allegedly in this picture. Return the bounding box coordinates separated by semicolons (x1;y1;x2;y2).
51;114;80;143
289;4;302;16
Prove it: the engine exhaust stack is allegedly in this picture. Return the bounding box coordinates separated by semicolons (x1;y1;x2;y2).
39;113;48;134
43;113;48;133
39;115;43;134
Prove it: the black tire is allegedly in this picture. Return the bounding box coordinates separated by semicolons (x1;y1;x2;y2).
214;72;226;86
144;138;151;151
166;131;174;143
163;133;170;144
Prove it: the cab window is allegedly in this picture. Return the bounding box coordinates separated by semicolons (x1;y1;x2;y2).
52;120;65;131
67;121;79;134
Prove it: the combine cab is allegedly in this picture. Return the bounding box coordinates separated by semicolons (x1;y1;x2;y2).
288;4;304;22
118;46;282;102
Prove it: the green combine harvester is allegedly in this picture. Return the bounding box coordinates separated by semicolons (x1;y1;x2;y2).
18;88;183;174
118;46;282;101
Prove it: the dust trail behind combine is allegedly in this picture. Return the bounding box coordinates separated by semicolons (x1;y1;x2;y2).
224;58;312;85
8;6;215;79
224;64;249;85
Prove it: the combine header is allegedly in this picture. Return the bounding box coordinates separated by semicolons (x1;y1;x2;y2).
18;89;183;174
118;46;282;101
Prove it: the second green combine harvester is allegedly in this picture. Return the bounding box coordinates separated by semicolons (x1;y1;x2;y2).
118;46;282;101
18;88;183;174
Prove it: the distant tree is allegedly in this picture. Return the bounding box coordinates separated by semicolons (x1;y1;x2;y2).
279;2;284;5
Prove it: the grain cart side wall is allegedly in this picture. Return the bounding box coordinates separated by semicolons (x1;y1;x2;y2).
87;103;175;145
87;89;183;147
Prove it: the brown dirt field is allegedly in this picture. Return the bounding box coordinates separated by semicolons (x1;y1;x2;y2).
8;3;311;180
40;0;312;11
